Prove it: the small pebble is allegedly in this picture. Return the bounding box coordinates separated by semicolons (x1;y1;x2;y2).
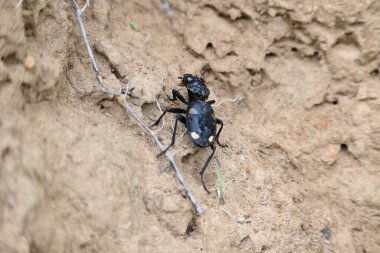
160;0;170;15
24;55;36;69
321;227;331;240
320;144;340;165
237;217;245;224
301;223;310;231
268;8;277;17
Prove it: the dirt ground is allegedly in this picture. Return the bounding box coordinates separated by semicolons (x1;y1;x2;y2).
1;0;380;252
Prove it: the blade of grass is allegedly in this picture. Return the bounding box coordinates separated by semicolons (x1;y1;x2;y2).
130;20;138;30
215;157;224;203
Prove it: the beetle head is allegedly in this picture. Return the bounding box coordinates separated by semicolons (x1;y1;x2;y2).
179;74;210;101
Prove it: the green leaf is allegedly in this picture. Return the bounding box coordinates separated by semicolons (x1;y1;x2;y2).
130;20;138;30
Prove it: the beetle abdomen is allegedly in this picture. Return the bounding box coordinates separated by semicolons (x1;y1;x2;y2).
187;101;216;148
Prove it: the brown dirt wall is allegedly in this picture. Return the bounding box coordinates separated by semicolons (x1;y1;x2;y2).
1;0;380;252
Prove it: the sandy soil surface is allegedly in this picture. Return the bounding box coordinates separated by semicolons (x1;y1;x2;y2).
1;0;380;252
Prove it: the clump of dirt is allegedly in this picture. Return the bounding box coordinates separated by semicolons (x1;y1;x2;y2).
1;0;380;252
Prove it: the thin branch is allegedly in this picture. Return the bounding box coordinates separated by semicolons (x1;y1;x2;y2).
81;0;91;13
153;99;165;134
70;0;203;215
213;95;243;107
70;0;104;88
117;95;202;215
16;0;23;8
159;0;170;15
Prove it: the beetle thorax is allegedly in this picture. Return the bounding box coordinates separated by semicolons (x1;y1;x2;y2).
187;81;210;101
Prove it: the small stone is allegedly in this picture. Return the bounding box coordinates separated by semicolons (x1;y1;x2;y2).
228;7;242;20
245;166;253;174
24;55;36;69
268;8;277;17
301;223;310;231
320;144;341;165
237;216;245;224
321;227;331;240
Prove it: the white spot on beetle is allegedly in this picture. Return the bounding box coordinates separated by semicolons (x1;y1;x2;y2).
208;136;214;142
191;132;200;139
189;108;198;114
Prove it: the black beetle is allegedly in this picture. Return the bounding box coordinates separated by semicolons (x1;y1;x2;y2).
151;74;226;193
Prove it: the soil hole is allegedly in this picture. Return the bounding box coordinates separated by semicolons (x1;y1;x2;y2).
1;146;11;159
186;217;196;236
201;64;212;77
24;23;35;37
1;53;19;65
265;52;277;58
370;69;379;76
220;72;231;78
247;69;257;76
141;102;158;120
181;153;192;164
340;143;348;151
310;51;321;61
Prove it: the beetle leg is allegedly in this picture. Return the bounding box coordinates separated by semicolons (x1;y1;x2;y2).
167;89;188;105
207;100;215;105
157;114;187;157
215;118;228;148
151;108;186;127
200;144;216;194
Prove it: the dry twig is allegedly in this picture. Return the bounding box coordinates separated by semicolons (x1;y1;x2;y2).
70;0;203;215
153;99;166;134
213;95;243;107
81;0;91;13
16;0;23;8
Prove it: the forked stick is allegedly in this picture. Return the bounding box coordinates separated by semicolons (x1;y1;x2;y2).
70;0;203;215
